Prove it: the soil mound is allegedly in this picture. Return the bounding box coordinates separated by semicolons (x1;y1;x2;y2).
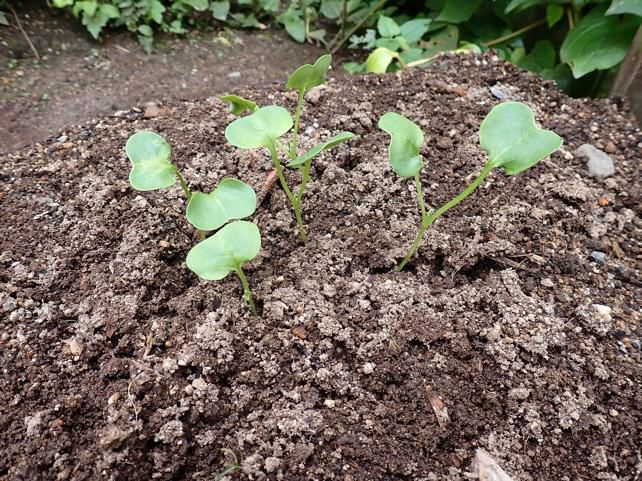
1;54;640;481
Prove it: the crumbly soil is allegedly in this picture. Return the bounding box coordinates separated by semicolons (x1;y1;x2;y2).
0;5;323;152
1;54;641;481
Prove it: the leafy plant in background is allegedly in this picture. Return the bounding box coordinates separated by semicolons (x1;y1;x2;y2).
379;101;563;271
126;130;261;313
345;0;641;97
224;54;355;243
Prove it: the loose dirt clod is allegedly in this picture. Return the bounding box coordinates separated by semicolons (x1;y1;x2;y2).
1;54;640;481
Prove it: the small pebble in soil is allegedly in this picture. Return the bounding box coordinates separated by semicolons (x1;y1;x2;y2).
541;278;554;288
597;197;609;206
590;251;606;264
575;144;615;179
363;362;375;374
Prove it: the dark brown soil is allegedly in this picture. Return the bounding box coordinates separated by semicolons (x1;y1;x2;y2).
1;54;641;481
0;5;323;153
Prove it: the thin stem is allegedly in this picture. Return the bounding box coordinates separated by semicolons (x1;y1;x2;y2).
330;0;387;54
396;163;493;271
565;6;575;30
396;173;429;272
290;89;305;159
9;6;40;61
176;170;206;241
267;143;307;242
483;18;547;48
236;266;257;315
406;52;443;69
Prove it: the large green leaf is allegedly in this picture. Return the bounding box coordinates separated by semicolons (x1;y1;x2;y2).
560;6;641;78
186;179;257;231
288;132;355;167
365;47;399;73
606;0;642;17
378;112;424;178
286;54;332;92
220;94;258;116
436;0;481;23
186;221;261;281
516;40;556;73
421;24;459;58
377;15;400;37
126;131;177;191
504;0;547;14
480;102;563;175
400;18;431;43
225;106;293;149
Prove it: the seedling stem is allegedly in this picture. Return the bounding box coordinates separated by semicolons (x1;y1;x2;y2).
236;266;257;315
176;170;206;241
290;89;305;159
396;163;493;271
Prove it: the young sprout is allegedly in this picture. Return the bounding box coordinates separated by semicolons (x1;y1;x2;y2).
126;130;206;240
224;54;355;243
379;101;563;271
125;131;261;313
186;220;261;315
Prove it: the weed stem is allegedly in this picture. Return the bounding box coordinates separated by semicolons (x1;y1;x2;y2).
291;90;305;159
176;170;206;241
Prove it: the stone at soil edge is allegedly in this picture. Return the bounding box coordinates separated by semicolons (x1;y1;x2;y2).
575;144;615;179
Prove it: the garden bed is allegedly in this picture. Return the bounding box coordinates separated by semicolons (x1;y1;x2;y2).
1;54;640;481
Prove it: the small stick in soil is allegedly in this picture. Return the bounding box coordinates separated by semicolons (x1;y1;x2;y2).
257;169;278;207
9;6;40;61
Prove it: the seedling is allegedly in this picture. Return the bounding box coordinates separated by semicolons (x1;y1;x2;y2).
379;101;563;271
126;130;261;313
224;54;355;243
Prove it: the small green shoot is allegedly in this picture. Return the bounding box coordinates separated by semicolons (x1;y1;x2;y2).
186;220;261;314
125;131;261;313
220;94;258;116
224;54;355;243
379;101;563;271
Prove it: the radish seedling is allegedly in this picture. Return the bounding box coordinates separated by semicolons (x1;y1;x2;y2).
126;130;261;313
224;54;355;243
379;101;563;271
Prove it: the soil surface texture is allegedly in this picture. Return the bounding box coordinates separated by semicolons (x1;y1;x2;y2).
1;54;641;481
0;5;322;152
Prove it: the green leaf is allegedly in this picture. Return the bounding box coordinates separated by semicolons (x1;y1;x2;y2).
138;24;153;37
400;18;431;43
560;6;641;78
286;54;332;92
53;0;74;6
480;102;563;175
378;112;424;178
182;0;208;11
436;0;481;23
288;132;355;167
377;15;400;37
505;0;547;14
75;0;98;16
220;94;258;115
343;61;366;74
225;106;293;149
82;10;109;39
421;24;459;57
186;221;261;281
516;40;556;73
148;0;165;24
365;47;399;73
100;4;120;18
278;8;305;42
0;12;8;26
186;178;257;231
211;0;230;20
126;131;177;191
606;0;642;16
320;0;342;19
547;4;564;28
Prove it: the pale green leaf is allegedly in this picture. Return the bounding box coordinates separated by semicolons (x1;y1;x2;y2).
547;4;564;27
365;47;399;73
220;94;258;115
286;54;332;92
186;221;261;281
225;106;293;149
480;102;563;175
186;179;257;231
606;0;642;17
400;18;431;43
378;112;424;178
288;132;355;167
377;15;400;37
182;0;208;11
126;131;177;191
436;0;481;23
211;0;230;20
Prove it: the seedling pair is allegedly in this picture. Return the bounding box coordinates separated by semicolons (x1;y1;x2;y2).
379;101;563;271
126;131;260;314
223;54;355;243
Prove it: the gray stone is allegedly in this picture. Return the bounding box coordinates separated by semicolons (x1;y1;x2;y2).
575;144;615;179
590;251;606;264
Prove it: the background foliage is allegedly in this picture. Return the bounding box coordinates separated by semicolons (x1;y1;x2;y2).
46;0;642;96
